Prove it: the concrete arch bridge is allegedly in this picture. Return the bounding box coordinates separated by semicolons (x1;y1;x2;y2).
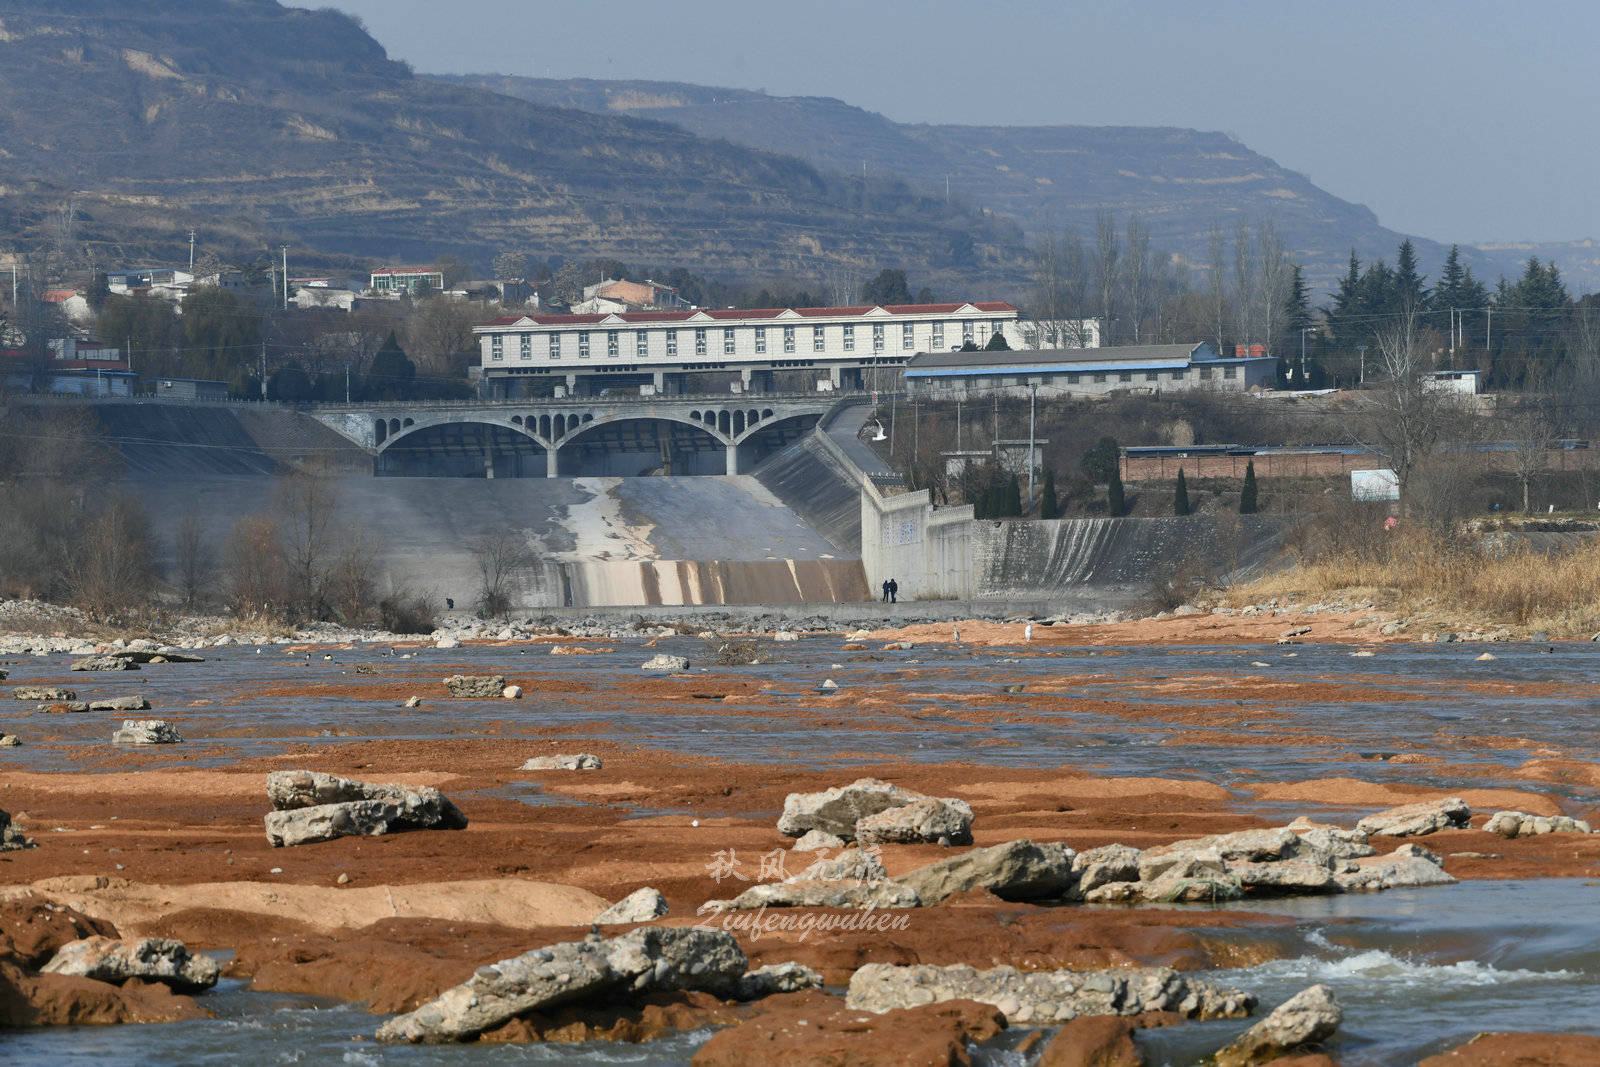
312;395;840;477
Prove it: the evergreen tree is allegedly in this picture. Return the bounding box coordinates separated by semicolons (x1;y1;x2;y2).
1283;264;1312;335
1040;469;1059;520
1081;436;1121;483
1107;467;1125;517
983;331;1011;350
1174;468;1190;516
1393;239;1429;313
1006;473;1023;516
1239;460;1259;514
862;269;912;306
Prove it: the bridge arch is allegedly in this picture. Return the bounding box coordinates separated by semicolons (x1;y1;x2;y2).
554;413;732;477
376;417;549;478
732;411;825;472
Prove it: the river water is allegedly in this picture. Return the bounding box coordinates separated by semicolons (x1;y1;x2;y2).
2;637;1597;1063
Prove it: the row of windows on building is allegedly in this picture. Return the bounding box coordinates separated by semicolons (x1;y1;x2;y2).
488;320;1007;362
920;365;1239;389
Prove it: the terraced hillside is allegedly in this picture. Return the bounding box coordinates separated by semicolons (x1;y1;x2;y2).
0;0;1024;286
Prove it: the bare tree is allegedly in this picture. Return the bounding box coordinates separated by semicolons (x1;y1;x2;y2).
1356;310;1460;518
1028;226;1092;348
1255;218;1290;356
1206;222;1228;352
224;515;288;618
471;531;532;617
275;474;339;618
64;497;156;621
1123;215;1150;344
1232;222;1257;346
1094;209;1120;344
173;507;214;609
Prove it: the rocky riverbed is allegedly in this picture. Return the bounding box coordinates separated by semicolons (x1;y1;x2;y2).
2;608;1599;1064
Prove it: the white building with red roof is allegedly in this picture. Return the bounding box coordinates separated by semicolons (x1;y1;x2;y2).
474;301;1037;397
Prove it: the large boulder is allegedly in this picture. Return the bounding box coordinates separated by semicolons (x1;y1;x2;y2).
855;797;974;846
1138;828;1299;880
442;675;506;699
792;829;846;852
111;720;182;745
89;696;151;712
734;962;824;999
264;770;467;847
845;962;1255;1025
1213;984;1342;1067
1356;797;1470;837
1138;854;1244;904
1071;844;1142;892
593;888;668;925
1484;810;1593;837
41;936;220;992
1227;860;1342;895
1336;844;1458;891
790;847;888;885
71;655;140;672
376;927;746;1043
895;840;1077;905
13;687;75;702
776;778;929;840
640;654;690;672
520;754;601;771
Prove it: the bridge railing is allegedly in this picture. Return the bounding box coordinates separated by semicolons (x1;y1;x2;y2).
313;390;869;412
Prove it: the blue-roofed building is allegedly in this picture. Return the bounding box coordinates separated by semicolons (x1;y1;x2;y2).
902;341;1277;398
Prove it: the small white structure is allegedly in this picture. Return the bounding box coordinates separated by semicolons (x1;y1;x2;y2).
1351;468;1400;501
905;342;1276;399
1425;369;1483;395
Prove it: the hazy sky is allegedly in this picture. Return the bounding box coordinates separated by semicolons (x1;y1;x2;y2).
294;0;1597;243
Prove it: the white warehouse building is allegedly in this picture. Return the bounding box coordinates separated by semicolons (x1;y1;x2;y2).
474;301;1035;397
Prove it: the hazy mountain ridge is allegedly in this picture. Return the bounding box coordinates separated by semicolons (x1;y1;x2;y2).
0;1;1025;288
446;75;1600;293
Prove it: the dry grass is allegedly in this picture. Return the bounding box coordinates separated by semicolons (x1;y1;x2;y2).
1233;527;1600;637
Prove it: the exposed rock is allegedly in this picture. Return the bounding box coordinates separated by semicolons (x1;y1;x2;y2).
0;807;32;850
110;649;204;664
1072;843;1142;892
442;674;506;698
40;702;90;714
521;753;602;771
790;847;888;884
502;685;523;700
376;927;747;1043
70;655;140;672
1483;810;1593;837
771;631;800;642
1213;984;1342;1067
1083;881;1143;904
641;654;690;672
434;636;460;649
1037;1014;1150;1067
1284;819;1376;865
1138;855;1244;903
403;696;423;708
111;720;182;744
704;880;921;911
263;770;467;846
734;962;824;999
776;778;928;840
40;936;220;992
12;686;75;702
854;797;974;846
791;829;846;852
1420;1033;1600;1066
88;696;151;712
845;961;1254;1025
895;839;1077;905
1227;860;1342;894
1138;828;1299;880
1355;796;1470;837
1335;844;1458;891
0;734;20;747
594;888;668;925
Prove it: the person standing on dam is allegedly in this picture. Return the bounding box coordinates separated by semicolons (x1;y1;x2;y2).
888;578;898;604
881;580;891;603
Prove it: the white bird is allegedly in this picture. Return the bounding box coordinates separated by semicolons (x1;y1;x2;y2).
953;625;961;643
1025;623;1034;642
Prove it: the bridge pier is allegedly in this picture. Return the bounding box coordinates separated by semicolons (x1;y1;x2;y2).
546;449;559;478
725;445;740;476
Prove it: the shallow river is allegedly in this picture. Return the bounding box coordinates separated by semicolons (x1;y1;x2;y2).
2;637;1597;1063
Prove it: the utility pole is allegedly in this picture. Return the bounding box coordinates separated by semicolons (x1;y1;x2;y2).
1486;307;1493;350
956;398;963;452
1299;326;1314;377
188;229;196;272
344;361;351;404
260;340;267;400
1357;345;1368;386
281;245;289;311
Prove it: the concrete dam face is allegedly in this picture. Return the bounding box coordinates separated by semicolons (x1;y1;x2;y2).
87;403;866;609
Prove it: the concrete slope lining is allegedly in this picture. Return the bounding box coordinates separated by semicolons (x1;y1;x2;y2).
751;435;864;555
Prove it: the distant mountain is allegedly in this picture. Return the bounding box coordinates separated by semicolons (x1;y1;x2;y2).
0;0;1025;288
445;76;1598;294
